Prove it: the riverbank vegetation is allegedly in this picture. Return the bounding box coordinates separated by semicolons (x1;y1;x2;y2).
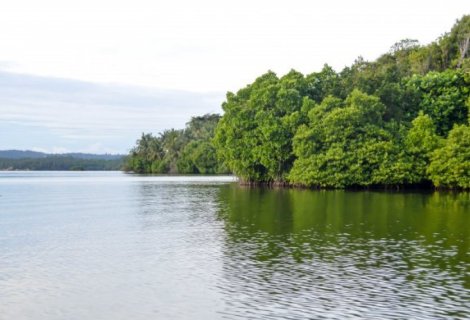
124;114;228;174
127;16;469;189
214;16;470;189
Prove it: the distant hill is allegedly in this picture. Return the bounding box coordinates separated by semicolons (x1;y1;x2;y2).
0;150;125;171
0;150;46;159
0;150;124;160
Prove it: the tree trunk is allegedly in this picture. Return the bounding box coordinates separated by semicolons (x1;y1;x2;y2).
457;35;470;68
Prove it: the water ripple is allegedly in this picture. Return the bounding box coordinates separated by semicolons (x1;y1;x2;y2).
0;172;469;319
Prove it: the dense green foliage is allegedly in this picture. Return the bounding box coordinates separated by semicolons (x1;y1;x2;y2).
214;15;470;189
0;156;123;171
214;70;307;182
125;114;228;174
428;124;470;189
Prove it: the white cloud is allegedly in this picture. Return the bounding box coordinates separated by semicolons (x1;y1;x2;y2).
0;72;224;153
0;0;467;92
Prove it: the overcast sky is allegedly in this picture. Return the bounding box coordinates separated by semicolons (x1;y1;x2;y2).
0;0;468;153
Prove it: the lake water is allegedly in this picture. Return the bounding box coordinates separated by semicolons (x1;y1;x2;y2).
0;171;469;319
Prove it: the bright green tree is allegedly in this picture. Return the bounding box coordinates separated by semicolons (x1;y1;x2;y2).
406;69;470;135
214;70;308;183
404;112;442;183
428;124;470;189
289;90;404;187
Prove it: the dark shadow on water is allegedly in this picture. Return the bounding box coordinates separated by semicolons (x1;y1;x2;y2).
215;185;470;318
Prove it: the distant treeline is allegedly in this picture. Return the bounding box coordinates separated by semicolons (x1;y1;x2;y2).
0;150;123;160
126;16;469;189
124;114;228;174
0;156;124;171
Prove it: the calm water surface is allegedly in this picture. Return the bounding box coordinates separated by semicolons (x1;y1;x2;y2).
0;171;469;319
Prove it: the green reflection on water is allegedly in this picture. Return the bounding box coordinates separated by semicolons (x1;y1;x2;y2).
217;185;470;288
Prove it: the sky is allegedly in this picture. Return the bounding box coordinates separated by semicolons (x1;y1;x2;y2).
0;0;468;154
